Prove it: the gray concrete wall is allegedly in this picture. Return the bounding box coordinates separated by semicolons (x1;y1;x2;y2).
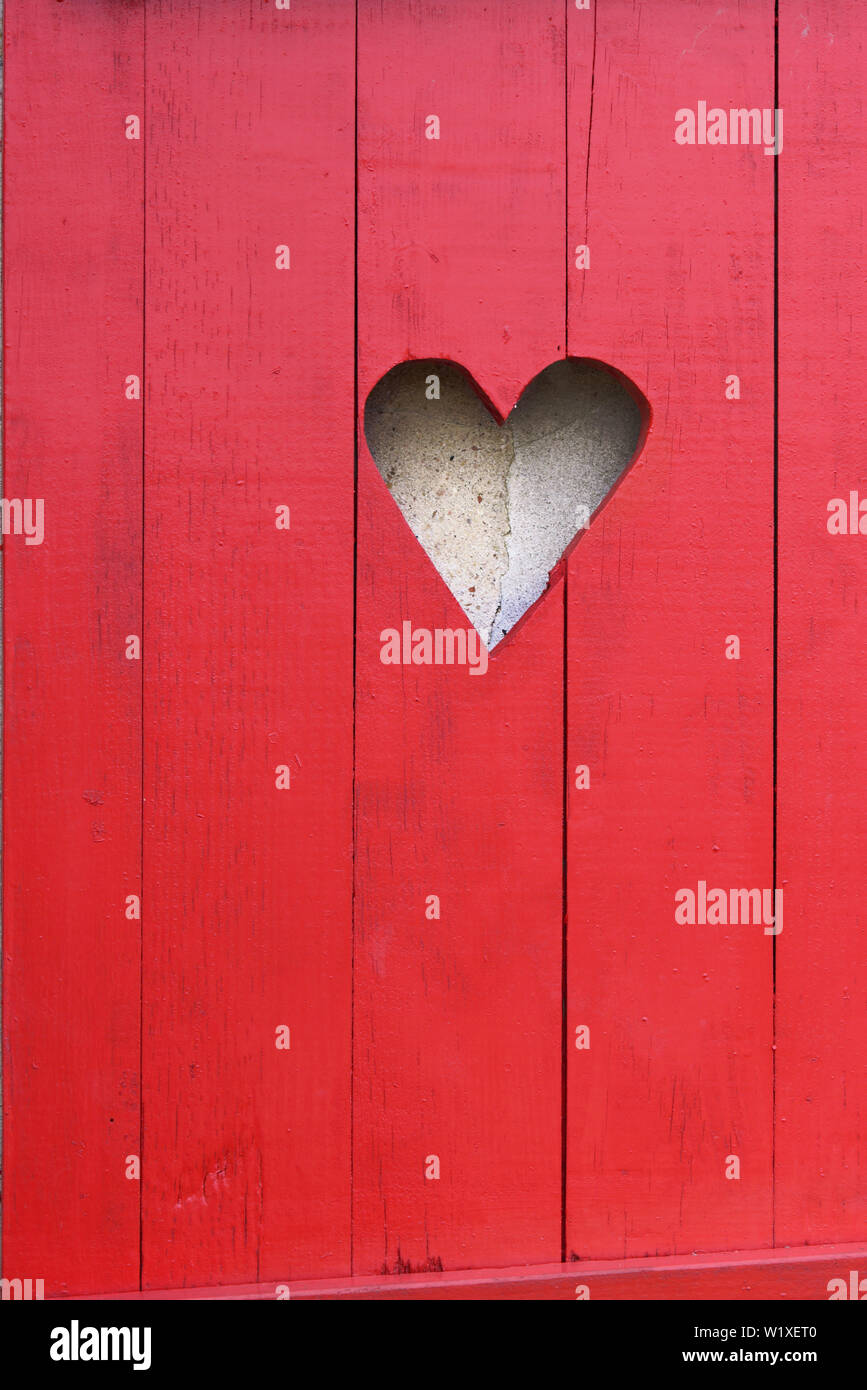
364;358;644;646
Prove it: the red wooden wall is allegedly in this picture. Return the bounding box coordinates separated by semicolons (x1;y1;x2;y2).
141;0;355;1293
3;0;144;1293
564;0;775;1259
776;0;867;1245
2;0;864;1297
354;0;564;1275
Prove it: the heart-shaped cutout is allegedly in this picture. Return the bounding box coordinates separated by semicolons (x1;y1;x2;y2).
364;358;649;647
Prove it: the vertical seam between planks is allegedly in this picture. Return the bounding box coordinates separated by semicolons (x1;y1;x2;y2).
772;0;779;1252
560;0;569;1267
583;0;597;242
350;0;359;1279
561;575;568;1261
139;0;147;1294
562;0;598;1268
0;0;5;1281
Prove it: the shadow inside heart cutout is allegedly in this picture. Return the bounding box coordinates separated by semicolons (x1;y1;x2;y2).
364;358;649;648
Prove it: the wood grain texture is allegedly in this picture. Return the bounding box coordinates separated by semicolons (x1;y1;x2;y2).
776;0;867;1244
565;0;776;1257
2;0;144;1295
142;0;355;1288
353;0;566;1274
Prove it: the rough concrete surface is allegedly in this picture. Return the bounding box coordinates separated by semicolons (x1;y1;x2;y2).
364;359;644;647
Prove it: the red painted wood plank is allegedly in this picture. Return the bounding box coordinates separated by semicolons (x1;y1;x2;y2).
776;0;867;1244
142;0;355;1287
2;0;144;1295
565;0;776;1257
353;0;566;1273
74;1241;867;1301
